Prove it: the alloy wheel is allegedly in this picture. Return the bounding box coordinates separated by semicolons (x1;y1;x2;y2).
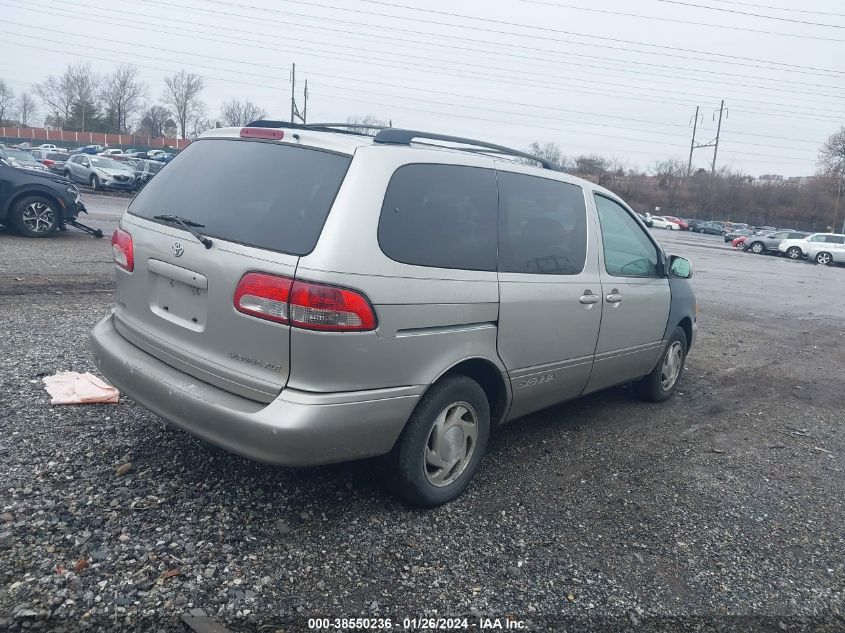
21;201;55;234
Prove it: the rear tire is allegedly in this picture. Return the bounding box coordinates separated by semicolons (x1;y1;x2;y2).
815;251;832;265
786;246;802;260
12;195;59;237
386;375;490;507
634;327;688;403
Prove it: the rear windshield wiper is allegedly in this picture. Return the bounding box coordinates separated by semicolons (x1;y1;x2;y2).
153;214;212;249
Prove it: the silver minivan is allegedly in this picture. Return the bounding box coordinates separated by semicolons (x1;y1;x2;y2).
90;123;697;506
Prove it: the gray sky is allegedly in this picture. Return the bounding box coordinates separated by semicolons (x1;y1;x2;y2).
1;0;843;176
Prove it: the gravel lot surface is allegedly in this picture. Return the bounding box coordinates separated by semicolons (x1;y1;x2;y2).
1;195;843;632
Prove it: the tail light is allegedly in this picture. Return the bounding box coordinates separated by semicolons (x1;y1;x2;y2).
234;272;292;324
42;159;55;167
234;273;376;331
111;228;134;272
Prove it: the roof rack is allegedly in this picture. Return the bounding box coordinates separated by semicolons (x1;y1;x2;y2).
244;120;384;137
373;128;562;172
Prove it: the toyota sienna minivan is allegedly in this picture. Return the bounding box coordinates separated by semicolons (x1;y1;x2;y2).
91;122;696;507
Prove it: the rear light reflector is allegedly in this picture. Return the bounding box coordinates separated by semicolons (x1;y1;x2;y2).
290;280;377;331
111;228;134;272
239;127;284;140
233;273;376;331
234;273;292;324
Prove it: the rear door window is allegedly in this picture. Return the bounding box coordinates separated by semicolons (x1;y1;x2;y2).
497;171;587;275
128;139;351;255
378;164;498;271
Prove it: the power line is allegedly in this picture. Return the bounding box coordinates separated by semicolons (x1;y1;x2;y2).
704;0;845;18
652;0;845;27
187;0;845;76
118;0;845;92
0;31;820;165
342;0;843;41
5;7;843;126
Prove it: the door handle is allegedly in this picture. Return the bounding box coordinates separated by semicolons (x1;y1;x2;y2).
579;291;600;305
606;290;623;304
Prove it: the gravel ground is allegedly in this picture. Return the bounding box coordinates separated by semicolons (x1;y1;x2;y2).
1;197;843;632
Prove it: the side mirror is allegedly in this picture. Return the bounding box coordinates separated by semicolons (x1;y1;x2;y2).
668;255;693;279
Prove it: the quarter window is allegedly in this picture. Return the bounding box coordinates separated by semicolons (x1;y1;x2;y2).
497;172;587;275
826;235;845;244
594;194;660;277
378;164;498;271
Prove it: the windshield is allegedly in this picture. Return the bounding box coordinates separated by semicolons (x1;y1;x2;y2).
5;149;37;162
128;138;352;255
89;156;125;169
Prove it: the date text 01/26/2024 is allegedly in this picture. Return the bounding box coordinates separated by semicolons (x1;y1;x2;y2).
307;617;527;630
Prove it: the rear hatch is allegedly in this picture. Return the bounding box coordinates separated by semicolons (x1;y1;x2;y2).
113;137;352;402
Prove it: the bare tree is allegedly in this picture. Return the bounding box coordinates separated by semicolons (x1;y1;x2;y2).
34;70;75;128
66;63;100;131
100;65;147;133
346;114;389;136
651;159;687;212
162;71;205;139
526;141;565;168
819;127;845;175
17;92;38;127
190;115;215;138
137;105;174;138
219;99;266;127
0;79;14;124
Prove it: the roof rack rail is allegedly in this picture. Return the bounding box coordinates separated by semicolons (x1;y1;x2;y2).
243;120;387;137
373;128;562;172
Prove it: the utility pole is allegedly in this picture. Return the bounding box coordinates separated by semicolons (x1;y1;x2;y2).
710;99;725;179
834;170;843;233
289;63;308;124
687;106;699;177
290;63;296;124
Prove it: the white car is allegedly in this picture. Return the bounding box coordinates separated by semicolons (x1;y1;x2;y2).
806;236;845;265
147;149;165;159
778;233;845;261
99;149;125;156
650;215;681;230
37;143;60;151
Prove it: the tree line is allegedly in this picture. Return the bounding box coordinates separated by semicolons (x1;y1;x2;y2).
0;63;266;139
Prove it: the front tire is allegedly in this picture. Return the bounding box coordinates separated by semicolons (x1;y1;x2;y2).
90;175;101;191
815;251;833;265
634;326;688;403
786;246;802;260
698;228;705;234
750;241;765;254
387;375;490;507
12;196;59;237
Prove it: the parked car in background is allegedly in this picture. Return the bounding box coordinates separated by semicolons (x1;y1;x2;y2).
636;212;653;227
0;154;84;237
650;215;681;230
0;147;47;172
30;150;72;175
64;154;136;191
778;233;845;260
132;159;163;189
89;123;697;507
125;150;150;158
146;149;165;160
806;237;845;265
36;143;60;151
100;149;126;157
74;145;103;155
662;215;689;230
732;235;749;251
747;230;810;255
724;228;755;242
694;221;725;235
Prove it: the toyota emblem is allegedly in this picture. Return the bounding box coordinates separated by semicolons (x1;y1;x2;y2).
171;242;184;257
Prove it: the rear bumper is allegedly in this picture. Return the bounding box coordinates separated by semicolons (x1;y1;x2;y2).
89;314;420;466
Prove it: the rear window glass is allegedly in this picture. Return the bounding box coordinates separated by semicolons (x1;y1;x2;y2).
128;139;351;255
498;172;587;275
378;164;498;271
